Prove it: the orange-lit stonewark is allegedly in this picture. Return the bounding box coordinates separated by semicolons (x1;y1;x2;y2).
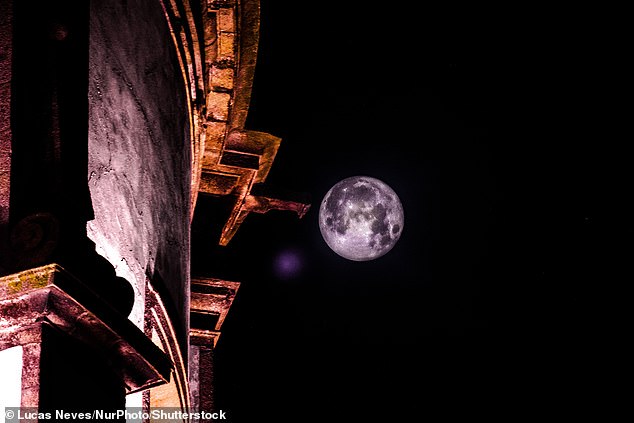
189;277;240;418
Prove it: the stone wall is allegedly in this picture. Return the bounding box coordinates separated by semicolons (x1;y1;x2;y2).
86;0;191;343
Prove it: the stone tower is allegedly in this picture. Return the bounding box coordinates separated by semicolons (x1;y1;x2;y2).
0;0;308;417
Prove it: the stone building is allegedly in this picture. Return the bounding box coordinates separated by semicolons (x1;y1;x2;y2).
0;0;308;418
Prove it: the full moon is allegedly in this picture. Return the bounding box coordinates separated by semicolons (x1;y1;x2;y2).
319;176;404;261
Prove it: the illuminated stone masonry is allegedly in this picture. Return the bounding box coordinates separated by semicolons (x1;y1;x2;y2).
0;264;171;408
161;0;310;245
189;277;240;416
0;0;311;417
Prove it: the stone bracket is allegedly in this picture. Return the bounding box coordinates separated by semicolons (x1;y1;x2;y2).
219;191;310;246
190;277;239;347
198;127;311;246
0;264;173;393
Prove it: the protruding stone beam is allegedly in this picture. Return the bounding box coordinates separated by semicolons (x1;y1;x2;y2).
189;277;240;416
189;277;240;346
0;264;173;404
220;190;311;246
199;129;311;245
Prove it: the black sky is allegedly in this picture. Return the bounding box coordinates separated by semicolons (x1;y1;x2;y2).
192;2;626;421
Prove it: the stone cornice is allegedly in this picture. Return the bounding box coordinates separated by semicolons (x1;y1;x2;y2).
0;264;172;393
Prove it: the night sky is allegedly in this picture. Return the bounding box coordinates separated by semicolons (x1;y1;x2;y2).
191;2;624;421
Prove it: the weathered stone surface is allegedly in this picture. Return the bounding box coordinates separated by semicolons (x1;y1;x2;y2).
201;121;227;168
206;91;231;121
217;8;235;32
21;341;42;408
0;264;172;394
87;0;191;334
210;65;234;90
190;277;239;332
203;13;218;67
198;172;239;196
218;32;235;62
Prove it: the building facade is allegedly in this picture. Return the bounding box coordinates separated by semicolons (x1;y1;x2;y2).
0;0;308;418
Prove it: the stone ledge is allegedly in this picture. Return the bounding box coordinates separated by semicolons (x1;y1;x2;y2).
0;264;173;393
190;327;221;347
